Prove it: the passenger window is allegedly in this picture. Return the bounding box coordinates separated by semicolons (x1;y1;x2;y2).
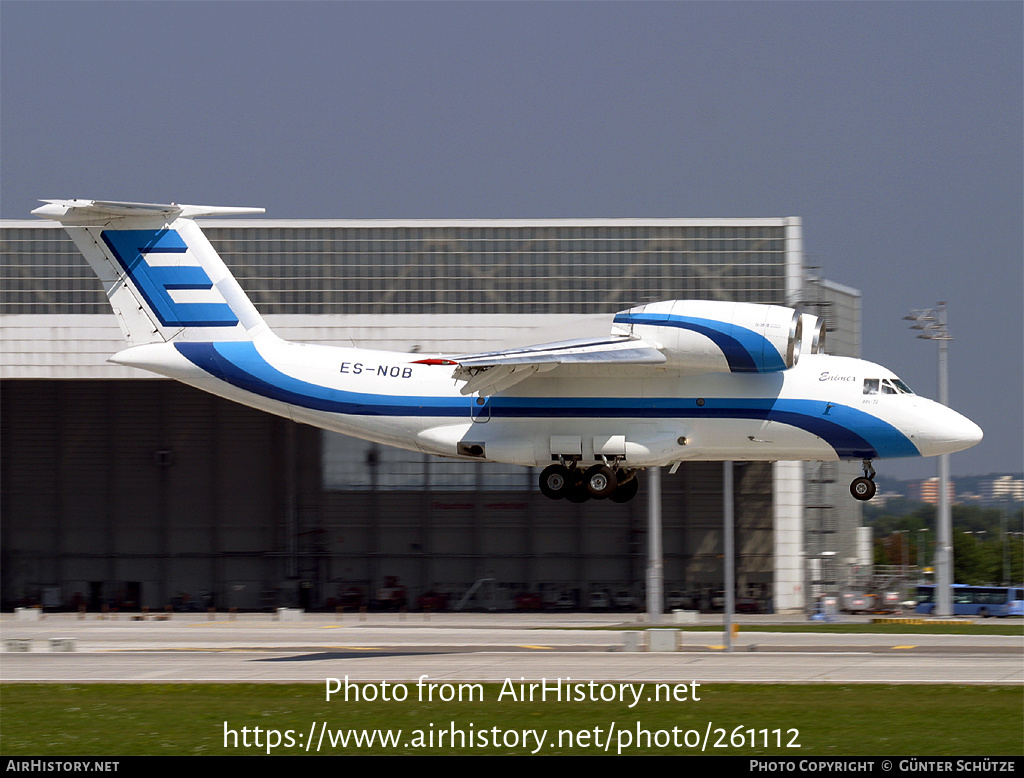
863;379;879;395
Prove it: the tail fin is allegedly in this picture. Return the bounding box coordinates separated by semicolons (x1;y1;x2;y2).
33;199;270;345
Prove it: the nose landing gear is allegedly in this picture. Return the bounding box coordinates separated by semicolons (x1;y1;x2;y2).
850;460;877;501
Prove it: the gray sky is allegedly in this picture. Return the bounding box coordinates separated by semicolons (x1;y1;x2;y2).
2;1;1020;479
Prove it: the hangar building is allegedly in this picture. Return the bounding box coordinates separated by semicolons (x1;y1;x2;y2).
1;216;861;612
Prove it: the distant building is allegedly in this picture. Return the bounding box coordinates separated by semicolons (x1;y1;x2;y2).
987;476;1024;502
910;477;956;505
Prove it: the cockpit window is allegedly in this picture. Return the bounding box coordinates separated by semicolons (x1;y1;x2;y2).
865;377;914;395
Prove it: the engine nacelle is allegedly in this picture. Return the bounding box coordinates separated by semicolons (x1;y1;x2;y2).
612;300;819;373
800;312;826;356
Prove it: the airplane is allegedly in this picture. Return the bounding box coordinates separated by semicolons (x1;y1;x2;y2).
32;199;983;504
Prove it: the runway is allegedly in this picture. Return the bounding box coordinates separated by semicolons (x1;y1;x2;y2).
3;612;1021;684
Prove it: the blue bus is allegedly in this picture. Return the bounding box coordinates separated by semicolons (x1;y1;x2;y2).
916;585;1024;618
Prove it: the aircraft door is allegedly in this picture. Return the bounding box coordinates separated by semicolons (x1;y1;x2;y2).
471;394;491;423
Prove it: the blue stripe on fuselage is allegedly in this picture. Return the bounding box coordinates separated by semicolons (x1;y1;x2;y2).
613;312;786;373
175;341;919;460
176;341;464;417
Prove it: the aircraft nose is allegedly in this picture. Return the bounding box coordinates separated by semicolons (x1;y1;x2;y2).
914;403;983;457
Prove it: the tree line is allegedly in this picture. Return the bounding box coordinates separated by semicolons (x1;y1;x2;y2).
865;502;1023;585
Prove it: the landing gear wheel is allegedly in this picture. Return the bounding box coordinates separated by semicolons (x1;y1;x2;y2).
566;483;592;503
584;464;617;499
609;476;640;503
565;468;590;502
539;464;571;500
850;476;876;501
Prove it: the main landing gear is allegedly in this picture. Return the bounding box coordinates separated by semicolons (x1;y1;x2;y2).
539;461;640;503
850;460;877;501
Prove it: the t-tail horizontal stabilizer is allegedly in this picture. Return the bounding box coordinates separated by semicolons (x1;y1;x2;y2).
32;199;265;222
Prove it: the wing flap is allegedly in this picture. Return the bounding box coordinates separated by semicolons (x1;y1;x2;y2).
459;363;559;396
454;336;665;369
451;336;665;396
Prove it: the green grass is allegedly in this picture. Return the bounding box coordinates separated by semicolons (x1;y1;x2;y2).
2;683;1021;755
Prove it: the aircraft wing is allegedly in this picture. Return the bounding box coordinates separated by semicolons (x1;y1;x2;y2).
450;336;665;396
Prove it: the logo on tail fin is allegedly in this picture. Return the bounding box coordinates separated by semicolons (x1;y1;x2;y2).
101;229;239;327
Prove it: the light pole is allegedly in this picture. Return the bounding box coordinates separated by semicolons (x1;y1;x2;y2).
917;528;930;577
646;466;663;624
999;498;1013;586
904;302;953;617
899;530;909;577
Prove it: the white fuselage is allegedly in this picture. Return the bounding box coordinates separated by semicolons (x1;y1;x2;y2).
111;334;982;468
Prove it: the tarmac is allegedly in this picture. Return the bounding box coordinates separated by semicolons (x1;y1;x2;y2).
2;610;1021;685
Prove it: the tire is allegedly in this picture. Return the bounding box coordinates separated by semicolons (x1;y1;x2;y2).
609;476;640;503
539;464;571;500
566;482;592;503
584;464;617;499
850;477;876;501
